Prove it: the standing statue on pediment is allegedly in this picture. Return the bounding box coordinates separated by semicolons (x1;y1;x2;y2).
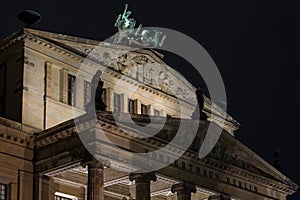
192;85;208;120
87;70;106;112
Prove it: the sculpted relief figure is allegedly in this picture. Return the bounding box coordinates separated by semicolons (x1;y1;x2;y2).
159;71;169;86
143;65;153;83
102;51;112;65
107;51;197;103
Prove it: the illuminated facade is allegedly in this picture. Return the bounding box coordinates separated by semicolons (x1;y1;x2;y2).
0;28;298;200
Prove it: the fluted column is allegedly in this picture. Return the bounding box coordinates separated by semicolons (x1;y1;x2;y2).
82;159;104;200
171;182;196;200
129;172;156;200
208;194;231;200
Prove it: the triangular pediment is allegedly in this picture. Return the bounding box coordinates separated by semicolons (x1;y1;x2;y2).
25;28;198;105
19;28;239;130
207;130;298;191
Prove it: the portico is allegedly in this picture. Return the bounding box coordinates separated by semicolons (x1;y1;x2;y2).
33;111;297;200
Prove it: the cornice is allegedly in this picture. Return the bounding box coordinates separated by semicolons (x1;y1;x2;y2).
34;111;297;195
0;117;34;148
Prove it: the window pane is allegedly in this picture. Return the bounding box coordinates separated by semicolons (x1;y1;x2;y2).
84;81;91;110
0;183;6;200
141;104;148;115
68;74;76;106
154;109;160;116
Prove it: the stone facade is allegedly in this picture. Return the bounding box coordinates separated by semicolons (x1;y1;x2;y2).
0;28;297;200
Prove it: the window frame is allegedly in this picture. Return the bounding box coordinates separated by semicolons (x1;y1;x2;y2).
128;98;135;114
141;104;148;115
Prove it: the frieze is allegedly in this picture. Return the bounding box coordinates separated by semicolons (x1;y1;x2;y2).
144;147;261;195
104;52;197;104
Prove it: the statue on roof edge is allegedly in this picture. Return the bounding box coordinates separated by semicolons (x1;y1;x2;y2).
112;4;166;48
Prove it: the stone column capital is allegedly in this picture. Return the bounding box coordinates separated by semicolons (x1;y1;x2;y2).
129;172;157;183
208;193;231;200
129;172;156;200
81;158;104;169
80;158;110;169
171;182;196;194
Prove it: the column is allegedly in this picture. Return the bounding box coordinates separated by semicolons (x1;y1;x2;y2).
160;109;166;117
120;93;129;113
171;182;196;200
147;105;154;115
134;99;142;114
129;172;156;200
105;87;114;111
82;159;104;200
208;194;231;200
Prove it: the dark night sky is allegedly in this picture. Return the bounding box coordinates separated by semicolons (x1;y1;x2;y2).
1;0;299;199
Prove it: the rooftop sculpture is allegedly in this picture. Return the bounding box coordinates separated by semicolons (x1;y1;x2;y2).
113;4;166;48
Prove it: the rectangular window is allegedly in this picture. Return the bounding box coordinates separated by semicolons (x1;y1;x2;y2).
141;104;148;115
128;99;135;114
84;81;91;110
0;63;6;116
0;183;7;200
55;196;72;200
114;93;121;112
154;109;160;116
68;74;76;106
54;192;77;200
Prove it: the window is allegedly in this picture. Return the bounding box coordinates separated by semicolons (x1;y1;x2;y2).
0;63;6;116
55;196;72;200
102;88;107;107
55;192;77;200
68;74;76;106
0;183;7;200
154;109;160;116
141;104;148;115
84;81;91;110
114;93;121;112
128;99;135;114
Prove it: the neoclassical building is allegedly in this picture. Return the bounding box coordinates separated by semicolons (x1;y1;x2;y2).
0;26;298;200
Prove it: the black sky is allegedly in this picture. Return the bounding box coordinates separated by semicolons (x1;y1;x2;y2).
1;0;299;199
